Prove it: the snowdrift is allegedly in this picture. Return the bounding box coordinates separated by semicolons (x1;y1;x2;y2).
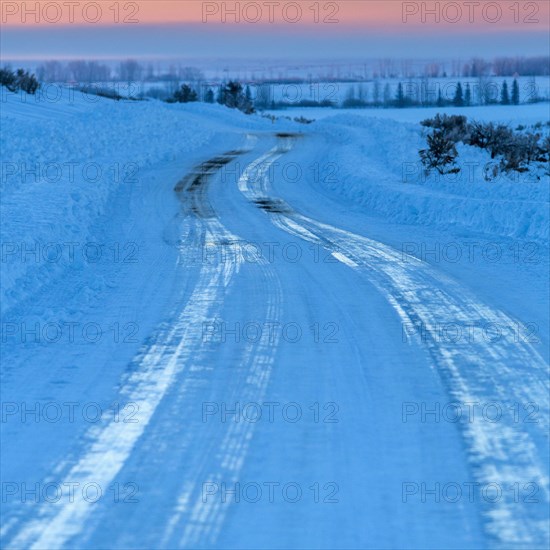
313;112;549;242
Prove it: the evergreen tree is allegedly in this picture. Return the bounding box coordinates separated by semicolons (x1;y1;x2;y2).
373;79;381;106
0;67;39;94
342;85;357;108
396;82;405;107
219;81;254;113
464;83;472;106
204;89;214;103
420;130;460;174
224;81;243;108
501;81;510;105
453;82;464;106
173;84;198;103
383;83;391;106
357;84;365;103
216;85;225;105
511;78;520;105
0;68;17;91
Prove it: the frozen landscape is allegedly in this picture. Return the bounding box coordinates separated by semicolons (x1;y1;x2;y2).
1;2;550;546
1;81;549;548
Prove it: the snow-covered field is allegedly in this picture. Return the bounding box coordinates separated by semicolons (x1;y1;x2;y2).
1;88;549;549
268;102;550;125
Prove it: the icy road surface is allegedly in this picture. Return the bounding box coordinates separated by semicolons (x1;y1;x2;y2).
1;97;549;550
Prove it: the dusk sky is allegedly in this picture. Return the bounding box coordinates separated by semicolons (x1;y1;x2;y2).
1;1;549;59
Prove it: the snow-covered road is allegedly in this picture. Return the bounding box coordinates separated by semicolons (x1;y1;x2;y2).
1;98;549;549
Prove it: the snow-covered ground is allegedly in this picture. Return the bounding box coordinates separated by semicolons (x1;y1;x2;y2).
266;102;550;124
1;88;548;549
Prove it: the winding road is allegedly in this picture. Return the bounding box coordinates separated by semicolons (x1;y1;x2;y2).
2;133;549;550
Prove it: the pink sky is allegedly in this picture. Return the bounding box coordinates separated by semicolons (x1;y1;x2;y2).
1;0;549;30
1;1;548;60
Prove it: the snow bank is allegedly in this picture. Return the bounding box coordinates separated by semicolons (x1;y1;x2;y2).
0;89;288;314
312;113;549;242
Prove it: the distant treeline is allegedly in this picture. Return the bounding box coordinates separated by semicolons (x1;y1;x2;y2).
337;79;537;110
31;56;550;84
165;77;545;111
2;67;546;113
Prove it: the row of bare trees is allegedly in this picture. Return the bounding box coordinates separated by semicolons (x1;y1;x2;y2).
376;56;549;79
35;56;550;84
36;60;207;84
